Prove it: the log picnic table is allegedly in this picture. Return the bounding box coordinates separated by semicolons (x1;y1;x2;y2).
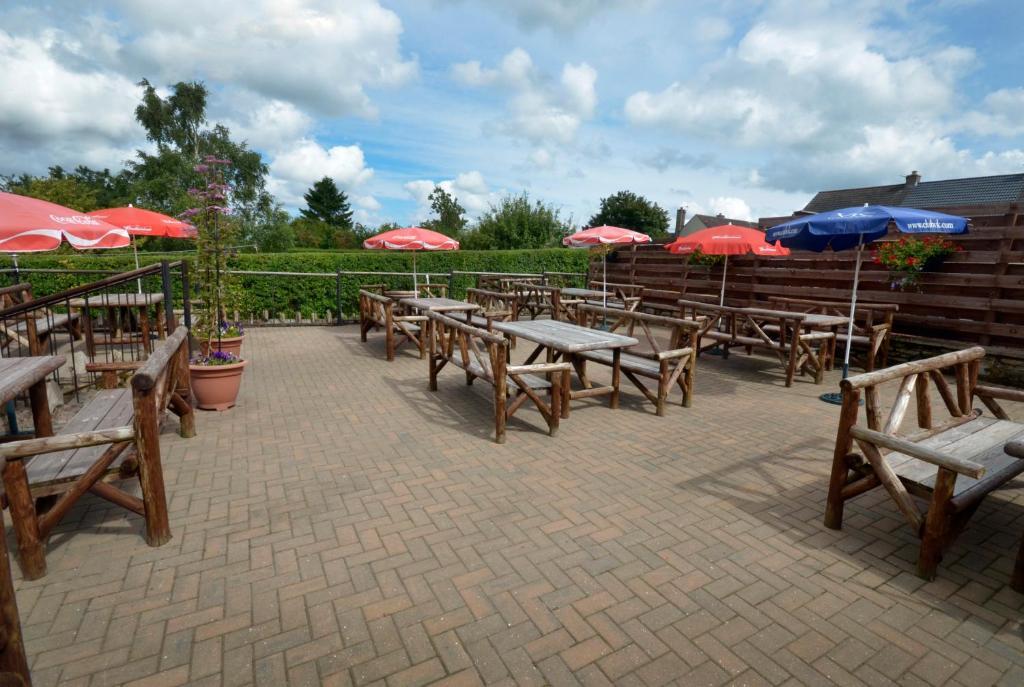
0;355;64;687
68;292;167;357
491;319;638;417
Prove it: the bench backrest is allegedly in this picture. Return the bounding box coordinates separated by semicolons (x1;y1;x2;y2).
0;283;32;309
476;275;541;292
466;288;517;317
359;289;393;325
678;299;806;347
416;283;448;298
839;346;984;438
131;326;192;418
577;304;700;355
514;283;562;320
426;310;507;383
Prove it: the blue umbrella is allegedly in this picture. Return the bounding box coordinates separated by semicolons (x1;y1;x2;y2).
767;205;968;384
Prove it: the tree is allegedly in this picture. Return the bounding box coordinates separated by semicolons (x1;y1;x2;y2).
300;177;353;229
422;186;466;238
250;206;296;252
588;190;670;238
463;193;565;250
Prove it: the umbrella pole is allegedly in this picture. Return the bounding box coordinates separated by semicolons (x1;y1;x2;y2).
11;254;19;282
842;236;865;379
719;255;728;306
413;253;418;291
133;236;142;294
603;252;608;309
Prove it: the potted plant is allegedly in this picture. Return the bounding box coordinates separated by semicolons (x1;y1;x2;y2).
184;156;247;410
199;321;245;357
874;235;960;290
189;351;246;410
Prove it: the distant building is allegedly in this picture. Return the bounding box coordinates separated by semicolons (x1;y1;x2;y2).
677;212;760;237
762;171;1024;225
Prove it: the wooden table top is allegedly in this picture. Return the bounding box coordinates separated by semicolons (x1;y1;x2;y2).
0;356;64;405
492;319;638;353
68;293;165;308
400;297;480;313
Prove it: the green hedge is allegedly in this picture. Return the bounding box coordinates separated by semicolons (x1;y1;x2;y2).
3;250;589;319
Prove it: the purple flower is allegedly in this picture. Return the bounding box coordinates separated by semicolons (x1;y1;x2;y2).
179;208;201;218
193;164;209;173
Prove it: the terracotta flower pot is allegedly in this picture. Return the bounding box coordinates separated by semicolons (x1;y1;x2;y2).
199;335;244;358
190;360;247;411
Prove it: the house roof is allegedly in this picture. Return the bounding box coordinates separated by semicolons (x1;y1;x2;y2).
688;214;760;230
803;173;1024;213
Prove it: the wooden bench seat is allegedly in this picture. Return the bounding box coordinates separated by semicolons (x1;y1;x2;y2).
826;346;1024;580
427;311;571;443
575;304;700;415
1;326;195;580
0;282;83;355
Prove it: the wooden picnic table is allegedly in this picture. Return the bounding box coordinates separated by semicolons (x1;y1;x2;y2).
68;292;166;357
0;355;63;687
789;312;849;370
560;287;610;300
491;319;638;417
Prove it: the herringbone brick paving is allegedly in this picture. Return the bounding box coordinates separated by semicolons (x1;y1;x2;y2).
10;326;1024;686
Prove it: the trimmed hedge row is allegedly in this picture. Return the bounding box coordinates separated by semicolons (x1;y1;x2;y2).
3;250;589;319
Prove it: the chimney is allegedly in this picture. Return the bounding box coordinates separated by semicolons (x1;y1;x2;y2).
674;207;686;234
905;170;921;188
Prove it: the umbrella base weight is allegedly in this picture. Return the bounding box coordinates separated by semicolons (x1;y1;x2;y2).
819;391;862;406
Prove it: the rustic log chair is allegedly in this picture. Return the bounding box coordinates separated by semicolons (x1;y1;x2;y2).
0;282;82;357
768;296;897;371
576;304;699;415
0;326;195;580
414;283;448;298
513;283;563;321
677;299;833;386
465;288;518;330
586;281;644;311
426;311;570;444
826;346;1024;580
358;289;427;361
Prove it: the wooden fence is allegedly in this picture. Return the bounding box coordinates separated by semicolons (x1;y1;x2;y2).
591;211;1024;355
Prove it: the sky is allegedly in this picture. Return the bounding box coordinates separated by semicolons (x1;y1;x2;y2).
2;0;1024;229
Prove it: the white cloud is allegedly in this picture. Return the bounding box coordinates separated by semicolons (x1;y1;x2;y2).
622;5;1024;193
118;0;417;118
269;139;373;206
695;16;732;43
403;171;501;219
708;196;753;221
450;0;637;30
0;29;143;173
452;49;598;159
225;98;313;152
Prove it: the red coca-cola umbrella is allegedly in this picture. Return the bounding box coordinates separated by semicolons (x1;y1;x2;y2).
563;225;651;308
0;191;130;271
363;227;459;288
666;224;788;305
87;205;197;292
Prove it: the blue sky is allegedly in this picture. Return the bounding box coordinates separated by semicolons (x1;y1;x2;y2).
2;0;1023;228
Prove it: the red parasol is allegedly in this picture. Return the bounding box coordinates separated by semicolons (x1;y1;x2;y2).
0;191;130;253
563;225;651;307
665;224;789;305
363;227;459;288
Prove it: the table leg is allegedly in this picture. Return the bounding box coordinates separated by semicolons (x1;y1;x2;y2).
156;301;167;340
561;353;573;419
610;348;622;409
0;507;31;685
82;308;96;358
28;378;53;438
140;306;152;355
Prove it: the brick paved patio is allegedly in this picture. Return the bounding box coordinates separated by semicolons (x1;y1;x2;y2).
12;326;1024;686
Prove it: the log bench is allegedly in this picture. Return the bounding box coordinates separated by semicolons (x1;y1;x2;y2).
585;281;643;311
358;289;426;361
768;296;897;371
513;283;562;321
575;304;699;415
426;311;570;443
826;346;1024;580
0;326;195;580
677;299;833;386
465;288;517;331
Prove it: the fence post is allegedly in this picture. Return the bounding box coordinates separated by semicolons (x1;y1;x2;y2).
160;261;174;334
448;269;454;293
542;270;548;286
335;271;343;325
181;261;192;339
